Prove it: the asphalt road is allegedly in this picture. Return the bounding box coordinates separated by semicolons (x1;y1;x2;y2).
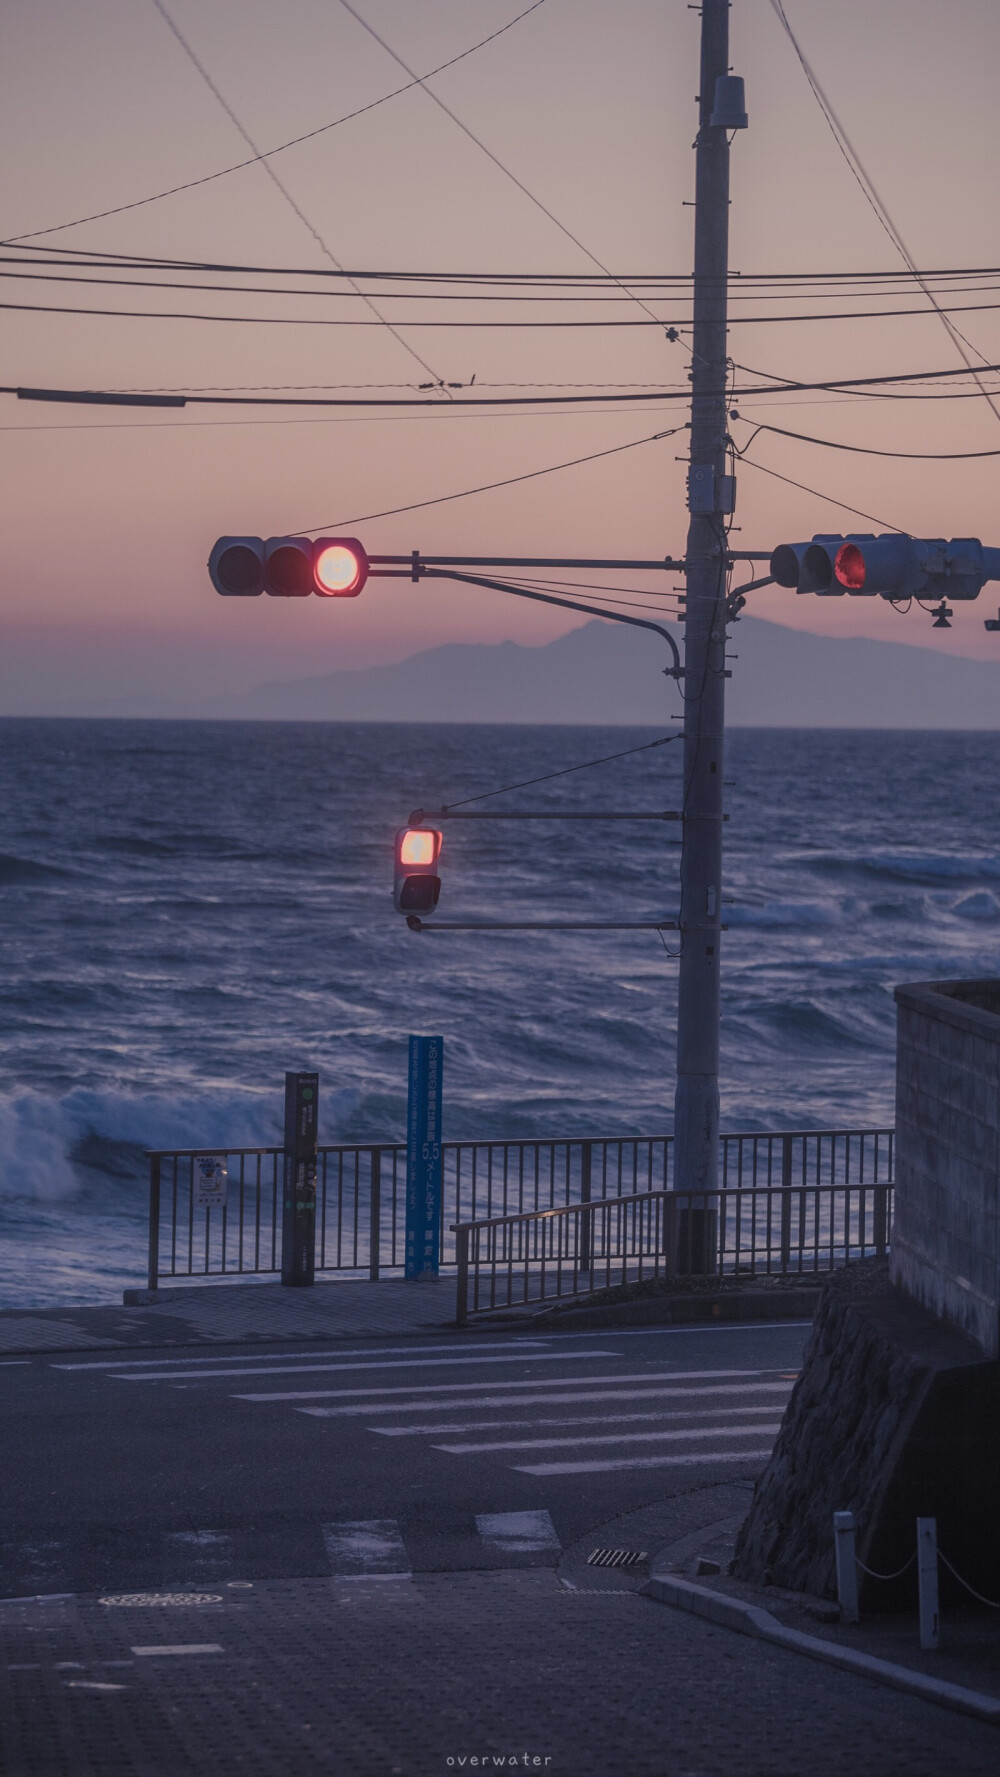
1;1321;809;1598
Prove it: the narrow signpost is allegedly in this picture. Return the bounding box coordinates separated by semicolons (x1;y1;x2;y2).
281;1070;319;1287
405;1035;444;1279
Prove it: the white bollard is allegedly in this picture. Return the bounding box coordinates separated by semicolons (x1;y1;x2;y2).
917;1517;939;1651
833;1511;859;1624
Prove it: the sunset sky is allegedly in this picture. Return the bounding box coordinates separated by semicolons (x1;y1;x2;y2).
2;0;999;711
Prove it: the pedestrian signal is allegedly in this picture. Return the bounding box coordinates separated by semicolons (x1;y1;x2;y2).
208;536;368;597
394;827;443;916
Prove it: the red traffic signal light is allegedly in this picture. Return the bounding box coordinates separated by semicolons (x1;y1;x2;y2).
771;535;1000;601
208;536;369;597
314;537;367;597
394;827;442;915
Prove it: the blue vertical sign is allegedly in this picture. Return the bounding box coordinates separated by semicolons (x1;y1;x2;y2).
405;1035;443;1278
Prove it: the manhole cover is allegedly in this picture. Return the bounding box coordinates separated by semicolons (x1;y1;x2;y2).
99;1592;223;1608
587;1550;648;1569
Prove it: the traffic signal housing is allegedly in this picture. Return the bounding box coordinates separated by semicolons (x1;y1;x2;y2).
393;826;443;916
208;536;368;597
770;535;1000;601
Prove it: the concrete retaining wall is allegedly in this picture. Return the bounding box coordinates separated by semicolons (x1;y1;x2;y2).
892;978;1000;1358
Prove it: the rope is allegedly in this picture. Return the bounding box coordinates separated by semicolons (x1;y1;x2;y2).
938;1550;1000;1610
855;1550;916;1582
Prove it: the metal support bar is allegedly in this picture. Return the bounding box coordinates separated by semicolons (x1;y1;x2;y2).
369;1150;381;1283
579;1141;593;1274
455;1224;470;1327
780;1134;794;1271
917;1517;940;1650
369;554;688;571
410;809;682;822
407;917;679;933
375;567;684;679
834;1512;860;1624
147;1155;161;1293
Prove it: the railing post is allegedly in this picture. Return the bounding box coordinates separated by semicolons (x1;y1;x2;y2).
873;1181;888;1258
147;1154;161;1293
369;1149;381;1282
579;1141;592;1275
917;1517;939;1651
455;1224;469;1327
833;1511;859;1624
779;1133;793;1272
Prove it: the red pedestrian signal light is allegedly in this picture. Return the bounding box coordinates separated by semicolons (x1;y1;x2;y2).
208;536;368;598
394;827;443;915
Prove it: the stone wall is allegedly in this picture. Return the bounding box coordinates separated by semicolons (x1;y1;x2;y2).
893;978;1000;1357
732;1261;1000;1608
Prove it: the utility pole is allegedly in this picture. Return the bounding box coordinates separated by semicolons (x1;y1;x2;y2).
673;0;742;1246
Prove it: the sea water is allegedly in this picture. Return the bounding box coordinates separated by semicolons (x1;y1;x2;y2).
0;718;997;1307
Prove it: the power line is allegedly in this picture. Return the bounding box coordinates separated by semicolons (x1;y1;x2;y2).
736;418;1000;461
335;0;668;334
9;266;1000;325
294;425;683;531
767;0;1000;433
735;449;908;532
2;2;549;246
146;0;446;387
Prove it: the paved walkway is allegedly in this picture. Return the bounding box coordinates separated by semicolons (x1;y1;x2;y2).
0;1277;461;1356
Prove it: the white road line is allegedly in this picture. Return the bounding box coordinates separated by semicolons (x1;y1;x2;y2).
52;1340;549;1372
131;1644;223;1657
368;1383;793;1435
436;1419;784;1454
296;1378;789;1417
476;1511;560;1555
375;1399;790;1438
322;1520;411;1579
245;1366;773;1404
516;1448;777;1475
114;1350;618;1384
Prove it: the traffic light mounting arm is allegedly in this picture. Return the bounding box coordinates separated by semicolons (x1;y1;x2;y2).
373;566;683;680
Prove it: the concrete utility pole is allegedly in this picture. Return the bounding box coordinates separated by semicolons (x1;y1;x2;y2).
673;0;740;1233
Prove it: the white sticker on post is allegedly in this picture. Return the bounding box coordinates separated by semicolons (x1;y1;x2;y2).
194;1156;228;1210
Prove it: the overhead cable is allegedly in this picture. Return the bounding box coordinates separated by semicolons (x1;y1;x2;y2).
1;1;549;245
146;0;447;386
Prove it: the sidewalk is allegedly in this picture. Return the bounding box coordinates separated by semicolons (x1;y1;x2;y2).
0;1276;460;1356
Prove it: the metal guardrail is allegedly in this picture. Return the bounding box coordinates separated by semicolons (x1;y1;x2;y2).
454;1172;894;1325
145;1127;892;1292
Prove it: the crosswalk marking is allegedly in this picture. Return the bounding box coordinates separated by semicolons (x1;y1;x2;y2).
322;1521;411;1580
435;1419;783;1455
367;1383;793;1436
294;1373;786;1416
116;1349;618;1385
53;1339;550;1372
245;1365;771;1404
475;1511;560;1555
515;1448;776;1476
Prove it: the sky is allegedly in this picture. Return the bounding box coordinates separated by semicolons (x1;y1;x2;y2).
1;0;999;712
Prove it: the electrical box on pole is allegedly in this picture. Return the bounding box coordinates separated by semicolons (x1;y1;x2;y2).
282;1071;318;1286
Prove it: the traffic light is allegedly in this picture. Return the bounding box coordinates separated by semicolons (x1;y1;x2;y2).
208;536;368;597
393;827;442;916
770;535;1000;601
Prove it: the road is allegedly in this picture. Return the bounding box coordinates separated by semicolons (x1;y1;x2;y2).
1;1321;807;1596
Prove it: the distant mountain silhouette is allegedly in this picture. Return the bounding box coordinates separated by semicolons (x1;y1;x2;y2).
211;616;1000;727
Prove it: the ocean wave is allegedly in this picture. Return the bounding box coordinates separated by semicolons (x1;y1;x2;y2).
0;1084;360;1203
0;851;73;885
726;901;844;929
804;849;1000;886
951;891;1000;922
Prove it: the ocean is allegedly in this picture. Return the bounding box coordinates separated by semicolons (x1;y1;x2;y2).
0;718;997;1309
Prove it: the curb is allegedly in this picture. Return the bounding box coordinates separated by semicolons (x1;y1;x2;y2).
521;1288;822;1331
643;1573;1000;1727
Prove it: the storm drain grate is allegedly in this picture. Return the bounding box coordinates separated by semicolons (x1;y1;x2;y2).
587;1549;648;1569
